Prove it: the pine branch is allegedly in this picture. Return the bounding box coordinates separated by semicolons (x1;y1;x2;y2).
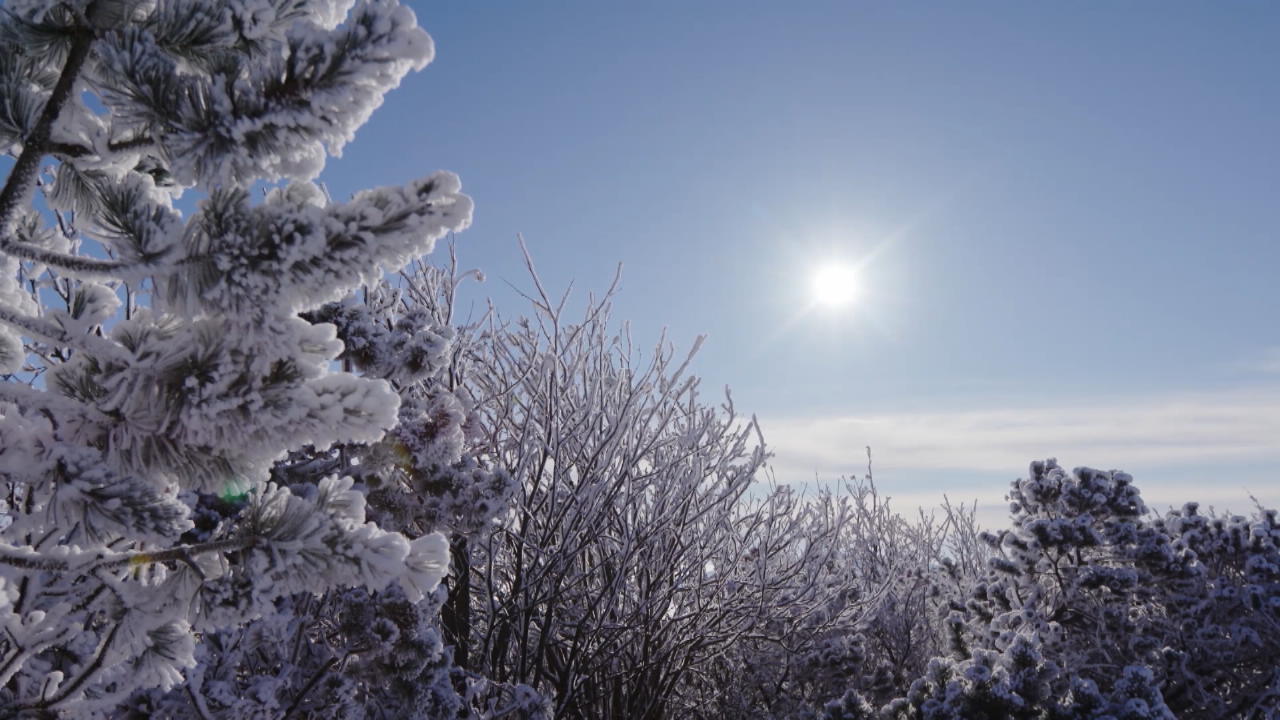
0;380;110;423
280;655;341;720
47;141;90;158
48;135;156;159
36;619;121;710
0;235;138;279
0;5;97;235
0;303;125;361
0;536;256;573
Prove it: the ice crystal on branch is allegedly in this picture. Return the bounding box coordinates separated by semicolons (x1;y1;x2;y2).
0;0;460;713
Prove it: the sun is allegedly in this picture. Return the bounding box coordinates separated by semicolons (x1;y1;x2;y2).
811;262;859;308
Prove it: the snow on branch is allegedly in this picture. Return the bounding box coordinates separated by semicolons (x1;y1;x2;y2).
0;0;458;713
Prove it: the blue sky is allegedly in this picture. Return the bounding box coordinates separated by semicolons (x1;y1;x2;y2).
314;2;1280;521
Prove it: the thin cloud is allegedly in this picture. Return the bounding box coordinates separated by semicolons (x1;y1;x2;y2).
762;388;1280;517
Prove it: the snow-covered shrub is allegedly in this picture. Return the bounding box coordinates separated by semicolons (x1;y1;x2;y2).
0;1;463;713
1136;502;1280;716
876;635;1178;720
706;475;985;719
444;255;877;719
807;460;1278;719
909;459;1280;719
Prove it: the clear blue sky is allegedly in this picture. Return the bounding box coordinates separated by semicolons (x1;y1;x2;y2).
237;4;1280;515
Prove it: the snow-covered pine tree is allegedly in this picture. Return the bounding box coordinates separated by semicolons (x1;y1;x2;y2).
854;459;1280;720
129;259;535;719
0;0;466;713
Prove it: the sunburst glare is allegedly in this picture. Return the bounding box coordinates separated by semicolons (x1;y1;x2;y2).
811;262;859;308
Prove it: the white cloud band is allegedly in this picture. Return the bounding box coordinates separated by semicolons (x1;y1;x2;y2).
762;388;1280;521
